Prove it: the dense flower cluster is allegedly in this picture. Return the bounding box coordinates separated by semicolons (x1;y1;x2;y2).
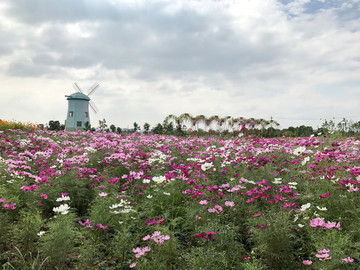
0;129;359;269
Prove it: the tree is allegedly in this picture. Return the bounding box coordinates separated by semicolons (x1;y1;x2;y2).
48;120;61;131
164;122;174;135
152;123;163;134
143;123;150;134
116;127;122;134
110;124;116;133
99;119;107;132
84;121;92;131
133;122;140;133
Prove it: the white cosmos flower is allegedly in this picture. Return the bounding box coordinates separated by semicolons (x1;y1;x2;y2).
56;195;71;202
152;176;166;184
293;146;306;156
53;204;70;215
37;231;46;237
163;192;171;196
201;162;213;171
143;179;151;184
316;206;327;211
301;156;310;165
147;195;153;199
300;203;311;212
273;178;282;184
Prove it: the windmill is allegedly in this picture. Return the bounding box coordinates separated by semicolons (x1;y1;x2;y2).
64;82;99;130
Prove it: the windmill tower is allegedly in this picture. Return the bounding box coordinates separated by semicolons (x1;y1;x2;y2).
65;82;99;130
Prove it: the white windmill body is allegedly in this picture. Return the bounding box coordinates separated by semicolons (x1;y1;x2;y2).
65;83;99;130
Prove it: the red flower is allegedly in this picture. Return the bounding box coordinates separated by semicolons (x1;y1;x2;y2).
194;233;204;238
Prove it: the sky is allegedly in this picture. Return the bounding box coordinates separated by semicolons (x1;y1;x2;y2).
0;0;359;130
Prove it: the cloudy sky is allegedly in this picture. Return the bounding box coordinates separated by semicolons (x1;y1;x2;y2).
0;0;359;130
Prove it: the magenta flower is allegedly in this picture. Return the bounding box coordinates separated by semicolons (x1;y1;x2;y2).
0;198;6;203
194;233;204;238
79;219;92;228
319;192;330;198
96;223;108;230
253;212;261;217
40;193;48;199
3;202;16;209
145;217;165;226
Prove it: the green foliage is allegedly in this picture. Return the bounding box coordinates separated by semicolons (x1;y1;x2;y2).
11;209;43;254
99;118;107;131
133;122;140;133
152;123;163;134
143;123;151;134
48;120;65;131
39;213;77;268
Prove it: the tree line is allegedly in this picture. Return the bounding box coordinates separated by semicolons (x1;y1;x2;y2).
43;115;360;138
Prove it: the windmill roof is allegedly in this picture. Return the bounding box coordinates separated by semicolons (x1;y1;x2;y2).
65;92;90;101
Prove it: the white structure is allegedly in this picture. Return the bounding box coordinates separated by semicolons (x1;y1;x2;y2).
65;83;99;130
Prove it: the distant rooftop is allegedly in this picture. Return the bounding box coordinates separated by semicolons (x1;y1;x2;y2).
65;92;90;101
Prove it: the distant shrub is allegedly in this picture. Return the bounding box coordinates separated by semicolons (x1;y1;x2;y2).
0;119;38;131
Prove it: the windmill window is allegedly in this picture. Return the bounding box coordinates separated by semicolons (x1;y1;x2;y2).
85;112;89;118
69;111;74;117
77;121;82;127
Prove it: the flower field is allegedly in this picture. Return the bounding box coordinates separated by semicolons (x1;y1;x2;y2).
1;129;359;269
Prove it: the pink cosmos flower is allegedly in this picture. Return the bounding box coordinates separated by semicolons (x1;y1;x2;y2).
225;201;235;208
3;202;16;209
214;205;223;212
130;262;137;268
303;260;312;265
325;222;340;229
342;257;354;263
40;193;48;199
253;212;261;217
0;198;6;203
316;249;331;261
199;200;208;205
98;192;108;198
310;218;326;227
133;246;151;258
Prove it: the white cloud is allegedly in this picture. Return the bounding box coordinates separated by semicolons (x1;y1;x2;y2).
0;0;359;129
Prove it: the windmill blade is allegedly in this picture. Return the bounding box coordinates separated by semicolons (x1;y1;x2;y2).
73;82;84;93
89;100;98;114
87;82;99;96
